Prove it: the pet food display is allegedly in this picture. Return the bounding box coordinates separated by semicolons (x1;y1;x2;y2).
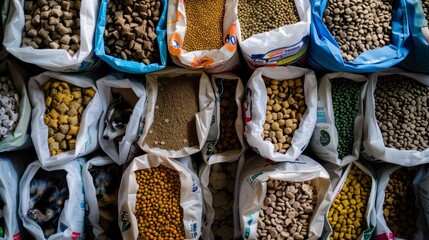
238;154;330;240
139;68;215;158
310;72;367;167
0;58;31;153
237;0;311;69
82;156;122;240
308;0;409;72
97;74;146;165
19;158;85;240
244;66;317;162
375;164;429;240
202;73;245;164
363;68;429;166
326;162;376;240
3;0;98;71
119;154;203;239
28;71;102;167
200;161;238;239
167;0;239;72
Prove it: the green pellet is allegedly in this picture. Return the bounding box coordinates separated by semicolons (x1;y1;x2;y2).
331;78;361;159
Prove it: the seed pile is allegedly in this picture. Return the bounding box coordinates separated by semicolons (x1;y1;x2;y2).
257;179;317;239
263;76;307;153
135;165;185;239
104;0;161;64
214;79;240;154
323;0;393;61
182;0;225;51
238;0;299;40
375;75;429;151
383;168;418;239
144;77;199;150
209;162;238;239
42;79;95;156
0;77;19;141
331;78;361;158
328;165;371;240
22;0;81;56
422;0;429;23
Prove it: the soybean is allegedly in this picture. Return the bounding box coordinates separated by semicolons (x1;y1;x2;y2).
323;0;393;62
183;0;225;51
42;79;95;156
328;165;371;240
331;78;361;158
263;76;307;154
135;165;185;239
214;79;241;154
383;168;418;239
238;0;299;40
257;179;317;240
374;75;429;151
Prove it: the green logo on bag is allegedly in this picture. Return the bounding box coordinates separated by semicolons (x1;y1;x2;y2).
211;115;215;125
121;211;131;232
320;130;330;146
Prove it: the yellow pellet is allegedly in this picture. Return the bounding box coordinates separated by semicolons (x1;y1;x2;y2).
328;165;372;239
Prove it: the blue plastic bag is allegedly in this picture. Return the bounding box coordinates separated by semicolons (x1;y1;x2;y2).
94;0;167;74
308;0;410;72
400;0;429;73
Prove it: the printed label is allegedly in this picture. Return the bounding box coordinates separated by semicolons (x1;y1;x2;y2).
320;130;331;146
247;173;262;187
224;24;238;52
13;232;21;240
191;57;214;67
249;36;309;66
187;220;198;238
168;32;182;56
192;179;199;192
317;107;327;123
377;232;394;240
205;141;216;156
71;232;81;240
121;211;131;232
244;88;252;123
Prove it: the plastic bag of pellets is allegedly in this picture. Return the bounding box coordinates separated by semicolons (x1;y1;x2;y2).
307;0;410;72
375;164;428;240
119;154;203;239
139;67;215;158
309;72;368;167
363;68;429;166
3;0;99;71
238;153;330;240
202;72;246;165
244;66;317;162
0;57;32;152
167;0;240;73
